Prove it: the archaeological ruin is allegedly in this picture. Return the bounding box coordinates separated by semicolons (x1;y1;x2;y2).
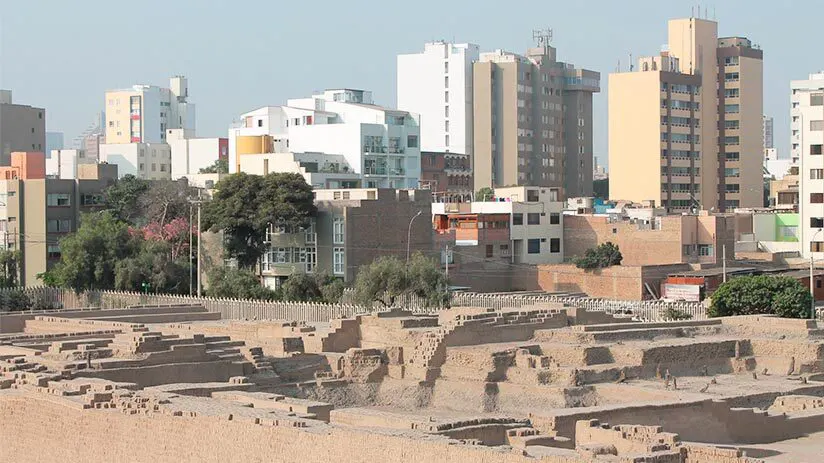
3;302;824;462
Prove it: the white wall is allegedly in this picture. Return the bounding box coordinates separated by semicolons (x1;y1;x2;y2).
141;88;162;143
795;74;824;258
100;143;171;180
397;42;479;156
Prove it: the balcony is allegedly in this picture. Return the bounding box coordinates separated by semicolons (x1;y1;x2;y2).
389;168;406;176
363;145;387;154
364;167;387;176
387;147;405;154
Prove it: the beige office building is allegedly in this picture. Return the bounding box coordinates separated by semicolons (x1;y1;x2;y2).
609;17;763;212
473;44;599;199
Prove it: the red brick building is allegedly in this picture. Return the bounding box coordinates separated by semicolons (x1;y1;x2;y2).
420;151;472;202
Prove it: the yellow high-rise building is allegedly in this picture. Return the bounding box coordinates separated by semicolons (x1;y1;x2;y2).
609;17;763;212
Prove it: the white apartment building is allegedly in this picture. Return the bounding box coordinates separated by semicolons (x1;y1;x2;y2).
239;152;361;189
46;149;97;179
397;41;480;156
167;129;227;179
228;89;421;189
99;142;171;180
105;76;195;144
794;72;824;258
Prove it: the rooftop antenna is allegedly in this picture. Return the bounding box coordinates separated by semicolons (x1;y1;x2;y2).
629;53;633;71
532;28;553;54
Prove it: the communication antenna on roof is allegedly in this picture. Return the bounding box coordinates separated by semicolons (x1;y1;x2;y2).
532;28;553;54
629;53;633;71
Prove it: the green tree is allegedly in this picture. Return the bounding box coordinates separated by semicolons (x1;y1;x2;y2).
43;212;138;291
114;240;190;294
281;271;344;303
202;173;316;269
206;266;278;300
353;253;448;308
476;187;494;201
0;249;21;288
0;289;30;311
103;175;150;224
199;159;229;174
573;242;623;270
709;275;812;319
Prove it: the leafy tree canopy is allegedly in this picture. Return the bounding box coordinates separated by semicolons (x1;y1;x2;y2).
353;253;448;308
206;266;278;300
202;173;316;269
573;242;623;270
199;158;229;174
103;175;150;224
281;271;344;304
709;275;812;319
476;187;494;201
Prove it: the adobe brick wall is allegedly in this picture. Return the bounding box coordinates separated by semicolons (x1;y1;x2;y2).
563;215;683;266
0;395;581;463
537;264;645;300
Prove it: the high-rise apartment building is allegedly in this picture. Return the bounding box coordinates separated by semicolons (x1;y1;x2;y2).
609;17;763;213
794;73;824;258
472;43;599;198
104;76;195;144
0;90;45;166
397;42;480;157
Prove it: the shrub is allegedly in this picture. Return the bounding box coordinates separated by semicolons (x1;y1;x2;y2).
573;242;623;270
708;275;811;319
661;307;694;321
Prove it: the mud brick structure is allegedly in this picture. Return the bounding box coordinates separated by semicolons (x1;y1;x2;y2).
3;303;824;461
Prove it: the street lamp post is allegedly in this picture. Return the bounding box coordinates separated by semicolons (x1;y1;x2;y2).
406;210;423;266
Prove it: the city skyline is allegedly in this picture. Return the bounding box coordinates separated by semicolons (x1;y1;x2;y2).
0;0;814;169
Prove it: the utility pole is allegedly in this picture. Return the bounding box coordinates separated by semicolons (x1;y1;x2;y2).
722;245;727;283
189;204;193;296
189;190;204;298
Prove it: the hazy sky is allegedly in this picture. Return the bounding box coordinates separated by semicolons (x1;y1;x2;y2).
0;0;818;168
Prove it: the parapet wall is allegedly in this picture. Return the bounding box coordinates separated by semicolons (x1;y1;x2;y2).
0;395;580;463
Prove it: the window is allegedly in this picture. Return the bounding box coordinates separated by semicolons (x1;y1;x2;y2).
81;194;104;206
698;244;714;257
407;135;418;148
724;136;739;145
139;163;144;170
527;213;541;225
812;94;824;106
445;76;449;88
333;247;345;275
306;247;317;273
151;163;156;172
444;91;449;103
333;217;345;244
812;242;824;253
725;184;740;193
275;248;290;263
445;135;450;146
444;106;449;118
47;219;72;233
812;121;824;132
725;168;740;178
813;145;823;155
257;119;263;127
445;121;449;132
811;218;824;228
485;245;493;258
160;164;167;172
444;61;449;73
549;213;560;225
724;104;740;113
724;120;739;130
550;238;560;253
724;56;739;66
725;72;739;81
527;239;541;254
811;169;824;180
305;220;316;244
47;245;61;260
46;194;70;207
725;152;740;161
812;193;824;204
512;213;524;225
724;88;740;98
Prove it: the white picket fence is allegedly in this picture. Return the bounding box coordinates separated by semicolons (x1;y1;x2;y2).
0;286;715;323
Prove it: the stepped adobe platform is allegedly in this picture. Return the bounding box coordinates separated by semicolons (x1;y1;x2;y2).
3;303;824;461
